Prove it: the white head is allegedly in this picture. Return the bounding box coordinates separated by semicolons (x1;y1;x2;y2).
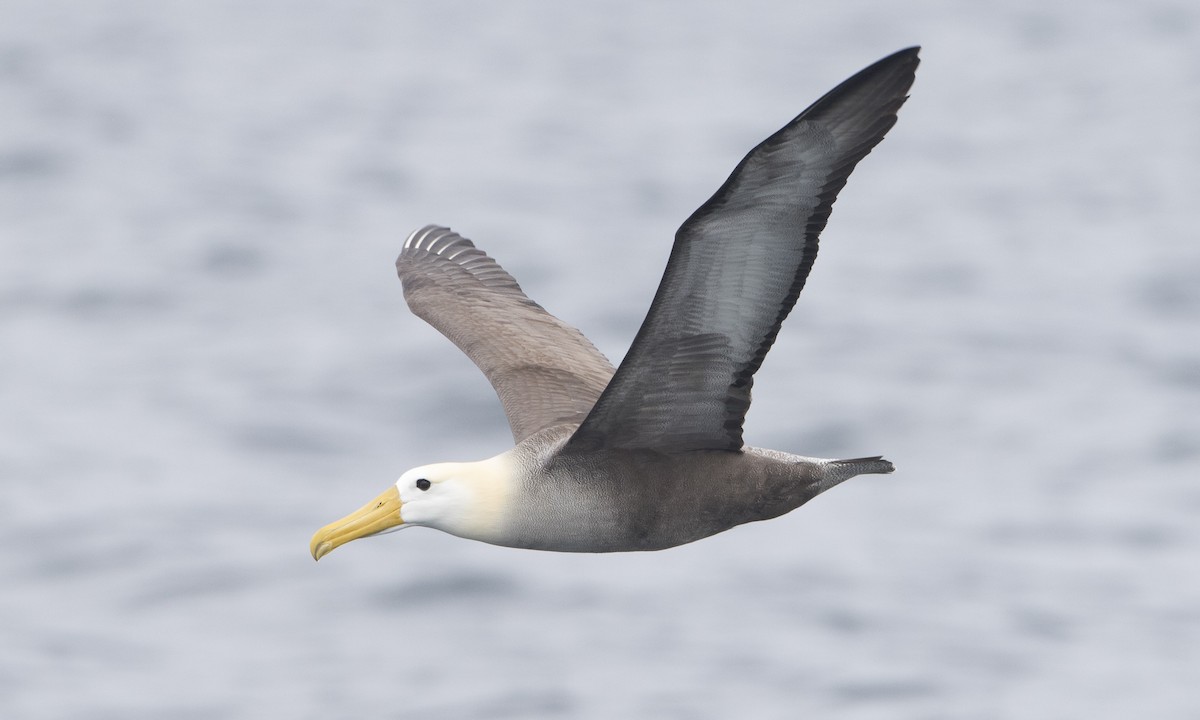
310;453;517;560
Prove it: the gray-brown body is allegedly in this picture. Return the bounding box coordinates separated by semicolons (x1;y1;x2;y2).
499;426;893;552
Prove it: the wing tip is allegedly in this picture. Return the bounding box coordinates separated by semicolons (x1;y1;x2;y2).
875;46;921;74
398;225;482;269
403;224;467;250
403;224;445;250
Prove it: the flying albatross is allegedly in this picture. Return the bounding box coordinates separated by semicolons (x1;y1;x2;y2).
310;47;919;558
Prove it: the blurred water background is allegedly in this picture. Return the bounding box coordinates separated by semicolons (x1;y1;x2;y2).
3;1;1199;718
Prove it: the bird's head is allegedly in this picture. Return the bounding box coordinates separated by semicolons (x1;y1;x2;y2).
309;454;516;560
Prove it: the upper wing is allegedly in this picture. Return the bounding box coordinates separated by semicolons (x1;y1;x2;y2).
564;47;919;453
397;226;615;443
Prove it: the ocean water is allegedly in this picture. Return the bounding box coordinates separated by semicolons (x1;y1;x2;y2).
2;1;1198;718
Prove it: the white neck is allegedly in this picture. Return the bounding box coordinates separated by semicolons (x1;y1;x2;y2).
409;452;520;544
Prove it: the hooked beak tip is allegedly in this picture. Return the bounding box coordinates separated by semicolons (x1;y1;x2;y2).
311;539;333;561
309;486;403;562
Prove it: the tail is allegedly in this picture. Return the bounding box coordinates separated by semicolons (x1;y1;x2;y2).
817;455;895;492
833;455;894;475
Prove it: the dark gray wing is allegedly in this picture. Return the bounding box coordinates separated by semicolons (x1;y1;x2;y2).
565;47;919;453
397;226;615;443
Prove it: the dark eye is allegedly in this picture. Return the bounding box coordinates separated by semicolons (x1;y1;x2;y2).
415;478;431;491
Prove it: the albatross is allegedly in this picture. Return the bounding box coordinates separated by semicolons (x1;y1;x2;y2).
310;47;919;558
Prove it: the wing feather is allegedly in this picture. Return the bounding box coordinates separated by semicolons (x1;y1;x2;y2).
397;226;615;443
565;47;919;452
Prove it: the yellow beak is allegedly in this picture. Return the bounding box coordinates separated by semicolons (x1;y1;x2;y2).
310;486;403;561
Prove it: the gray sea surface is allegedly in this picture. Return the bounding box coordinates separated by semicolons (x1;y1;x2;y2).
3;1;1199;718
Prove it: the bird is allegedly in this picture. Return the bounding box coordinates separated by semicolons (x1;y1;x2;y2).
310;47;918;559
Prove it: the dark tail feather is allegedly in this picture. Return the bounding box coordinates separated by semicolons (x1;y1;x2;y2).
817;455;895;492
833;455;894;475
